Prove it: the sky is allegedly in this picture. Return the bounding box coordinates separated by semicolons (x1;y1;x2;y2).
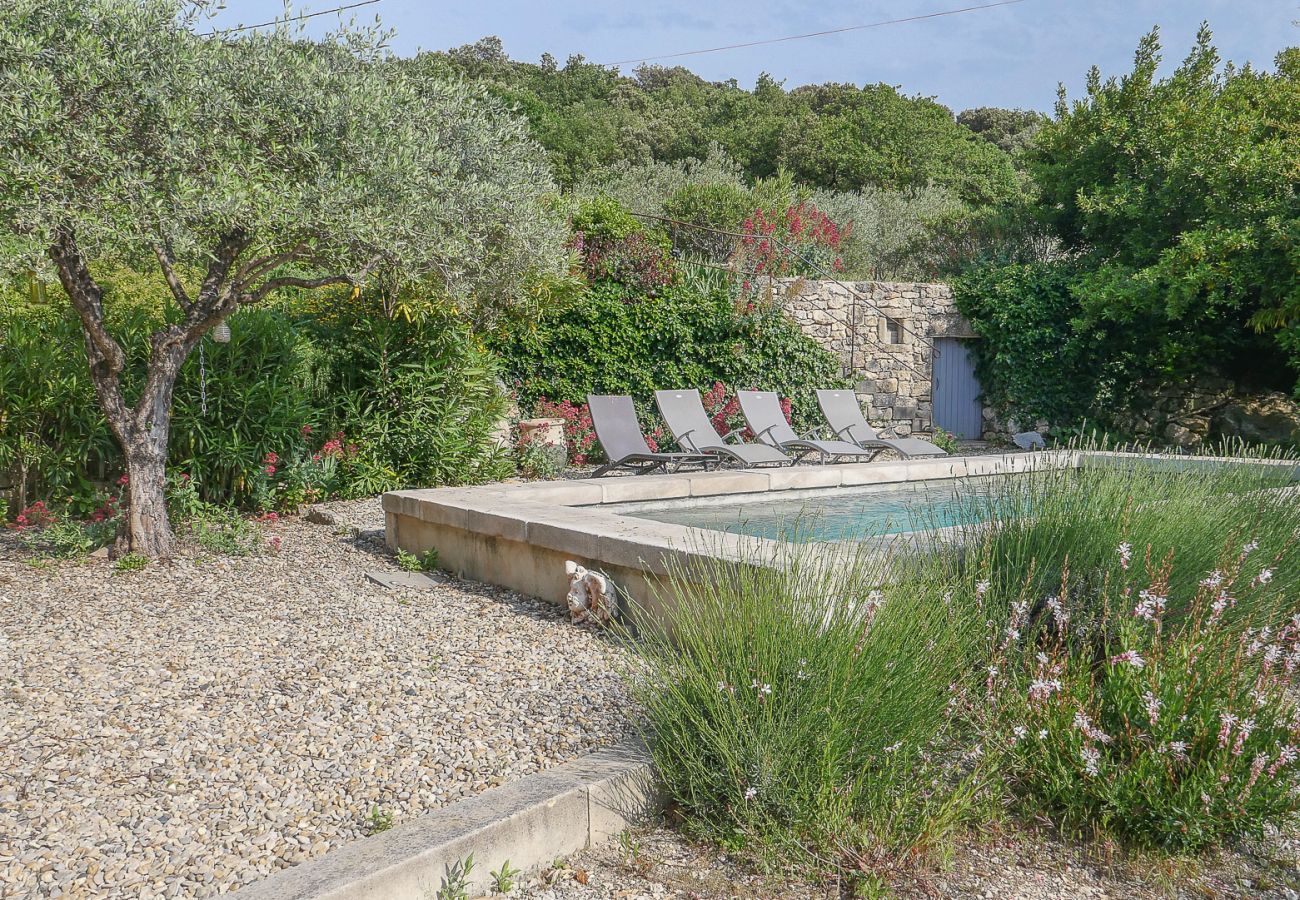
205;1;1298;112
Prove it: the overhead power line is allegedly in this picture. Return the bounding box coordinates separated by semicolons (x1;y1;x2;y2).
602;0;1028;67
204;0;381;36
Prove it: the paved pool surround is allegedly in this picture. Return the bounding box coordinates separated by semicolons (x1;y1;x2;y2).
383;452;1070;620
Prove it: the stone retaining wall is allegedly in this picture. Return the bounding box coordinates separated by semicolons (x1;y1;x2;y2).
778;279;984;437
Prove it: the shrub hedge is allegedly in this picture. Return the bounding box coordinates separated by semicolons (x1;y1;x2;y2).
495;279;850;432
0;296;510;511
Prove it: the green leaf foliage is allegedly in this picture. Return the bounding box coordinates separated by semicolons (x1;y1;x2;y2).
1028;28;1300;395
0;295;510;510
406;40;1021;206
495;280;850;432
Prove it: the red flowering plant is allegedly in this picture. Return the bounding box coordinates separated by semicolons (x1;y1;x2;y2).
248;430;359;513
570;230;676;297
734;202;850;306
699;382;793;442
10;500;57;531
533;399;601;465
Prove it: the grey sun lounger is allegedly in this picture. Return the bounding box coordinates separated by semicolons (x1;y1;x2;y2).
738;390;881;464
587;394;716;477
654;389;792;468
816;389;949;458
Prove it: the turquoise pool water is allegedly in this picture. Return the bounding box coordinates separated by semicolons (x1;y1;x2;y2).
626;476;1008;543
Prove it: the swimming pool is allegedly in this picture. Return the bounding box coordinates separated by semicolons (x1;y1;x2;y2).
617;475;1011;542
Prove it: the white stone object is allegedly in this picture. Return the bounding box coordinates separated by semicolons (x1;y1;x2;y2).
565;560;618;625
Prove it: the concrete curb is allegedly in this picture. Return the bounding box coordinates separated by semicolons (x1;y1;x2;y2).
239;744;658;899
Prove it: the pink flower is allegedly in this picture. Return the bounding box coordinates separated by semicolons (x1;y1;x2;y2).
301;424;313;436
264;451;279;465
269;536;282;552
1109;649;1145;670
265;465;277;477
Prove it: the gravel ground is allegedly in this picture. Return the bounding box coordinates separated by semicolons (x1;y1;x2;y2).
0;499;633;898
518;823;1300;900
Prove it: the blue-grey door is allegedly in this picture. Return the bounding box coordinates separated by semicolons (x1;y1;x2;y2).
932;338;983;439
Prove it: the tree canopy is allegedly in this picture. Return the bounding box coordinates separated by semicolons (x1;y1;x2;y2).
405;38;1023;206
1031;26;1300;387
0;0;568;554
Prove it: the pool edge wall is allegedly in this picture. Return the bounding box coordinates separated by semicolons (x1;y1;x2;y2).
382;452;1064;619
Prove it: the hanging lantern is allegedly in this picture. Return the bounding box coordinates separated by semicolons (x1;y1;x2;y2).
211;321;231;343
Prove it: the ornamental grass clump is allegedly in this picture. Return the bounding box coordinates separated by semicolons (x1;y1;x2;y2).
628;541;997;881
985;536;1300;852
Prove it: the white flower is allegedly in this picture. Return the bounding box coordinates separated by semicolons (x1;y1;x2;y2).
1201;569;1224;589
1117;541;1132;569
885;741;903;753
1038;729;1049;739
1027;678;1062;705
1012;725;1028;742
1109;649;1146;670
1081;745;1101;776
743;786;757;801
751;679;772;696
1142;691;1162;724
1254;568;1274;587
1073;711;1112;744
1133;589;1167;622
1243;538;1260;557
975;579;990;597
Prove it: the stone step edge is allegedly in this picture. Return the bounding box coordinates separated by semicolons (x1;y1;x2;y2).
238;743;659;900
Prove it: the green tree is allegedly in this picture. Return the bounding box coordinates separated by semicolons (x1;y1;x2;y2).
0;0;565;555
1031;26;1300;392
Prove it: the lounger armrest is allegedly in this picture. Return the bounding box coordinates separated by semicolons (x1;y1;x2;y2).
675;427;701;452
831;424;857;441
721;427;745;442
751;423;782;445
799;426;823;440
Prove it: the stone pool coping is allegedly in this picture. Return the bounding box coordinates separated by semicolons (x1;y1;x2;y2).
383;451;1073;610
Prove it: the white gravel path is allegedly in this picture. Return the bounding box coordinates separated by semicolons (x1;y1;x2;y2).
0;500;633;898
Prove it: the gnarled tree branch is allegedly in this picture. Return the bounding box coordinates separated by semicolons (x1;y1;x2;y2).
152;241;191;310
48;227;132;439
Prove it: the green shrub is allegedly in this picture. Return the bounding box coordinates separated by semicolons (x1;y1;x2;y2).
313;305;514;491
989;550;1300;851
1;292;513;511
951;448;1300;621
629;542;995;880
951;261;1114;432
662;182;754;261
113;552;149;573
515;432;565;479
629;444;1300;881
496;280;849;432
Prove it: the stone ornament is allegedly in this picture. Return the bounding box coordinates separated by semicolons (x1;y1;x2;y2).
565;560;618;625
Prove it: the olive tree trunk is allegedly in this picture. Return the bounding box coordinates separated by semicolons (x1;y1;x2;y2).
47;226;362;558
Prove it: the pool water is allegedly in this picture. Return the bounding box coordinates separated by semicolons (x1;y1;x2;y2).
624;476;1010;543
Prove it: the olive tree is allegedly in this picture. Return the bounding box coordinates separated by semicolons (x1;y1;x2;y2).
0;1;566;556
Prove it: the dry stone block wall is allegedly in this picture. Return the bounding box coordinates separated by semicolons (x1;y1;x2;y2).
778;279;984;437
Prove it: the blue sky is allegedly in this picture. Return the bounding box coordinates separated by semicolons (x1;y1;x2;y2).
207;1;1297;112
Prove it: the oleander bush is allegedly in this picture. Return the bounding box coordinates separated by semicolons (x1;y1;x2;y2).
0;293;512;517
